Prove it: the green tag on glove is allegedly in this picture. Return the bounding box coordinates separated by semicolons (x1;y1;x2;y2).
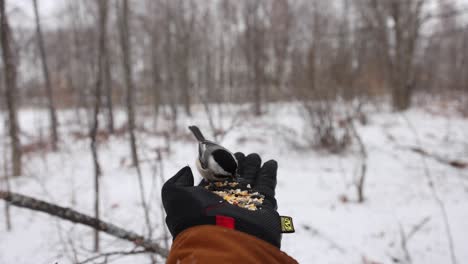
280;216;295;233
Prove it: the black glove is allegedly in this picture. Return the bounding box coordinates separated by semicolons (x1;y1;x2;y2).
162;153;282;248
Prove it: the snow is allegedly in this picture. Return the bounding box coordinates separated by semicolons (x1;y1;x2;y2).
0;103;467;264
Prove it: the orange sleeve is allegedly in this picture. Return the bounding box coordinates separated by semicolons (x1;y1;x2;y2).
167;225;298;264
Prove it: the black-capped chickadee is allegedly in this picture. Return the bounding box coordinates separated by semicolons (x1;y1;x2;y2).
188;126;238;182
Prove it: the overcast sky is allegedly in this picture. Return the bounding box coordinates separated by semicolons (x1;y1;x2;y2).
8;0;63;28
8;0;468;29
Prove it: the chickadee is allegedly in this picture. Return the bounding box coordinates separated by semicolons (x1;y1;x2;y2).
188;125;238;182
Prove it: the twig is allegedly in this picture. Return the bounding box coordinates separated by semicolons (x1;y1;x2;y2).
66;229;80;264
406;216;430;241
131;124;153;246
199;92;243;143
77;249;147;264
401;114;457;264
134;138;155;263
201;97;219;141
398;224;412;264
157;150;170;251
303;224;346;254
0;190;168;257
398;216;431;264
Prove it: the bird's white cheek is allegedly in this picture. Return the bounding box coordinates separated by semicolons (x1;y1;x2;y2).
196;159;215;180
208;156;230;175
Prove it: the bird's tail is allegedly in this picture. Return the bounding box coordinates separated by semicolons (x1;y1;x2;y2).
188;125;206;142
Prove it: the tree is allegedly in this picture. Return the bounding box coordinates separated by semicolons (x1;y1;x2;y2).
356;0;426;111
118;0;139;167
103;12;114;134
1;0;22;176
173;0;195;117
148;0;162;124
89;0;108;252
243;1;267;116
270;0;292;95
163;0;179;132
32;0;59;150
118;0;153;252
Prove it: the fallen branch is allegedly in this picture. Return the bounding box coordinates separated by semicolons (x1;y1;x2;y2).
401;115;457;264
0;190;168;258
407;146;467;169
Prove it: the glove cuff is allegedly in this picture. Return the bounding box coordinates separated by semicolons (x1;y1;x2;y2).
168;214;282;248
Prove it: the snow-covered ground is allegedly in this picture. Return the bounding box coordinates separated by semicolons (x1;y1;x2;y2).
0;102;467;264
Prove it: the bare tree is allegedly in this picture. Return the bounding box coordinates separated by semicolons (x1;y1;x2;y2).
118;0;153;254
1;0;21;176
356;0;426;110
148;0;162;125
173;0;195;117
89;0;108;252
163;0;179;132
118;0;139;167
243;1;267;116
270;0;292;95
333;0;355;99
102;3;114;134
32;0;59;150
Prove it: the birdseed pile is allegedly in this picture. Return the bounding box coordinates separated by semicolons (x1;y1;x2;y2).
204;181;265;211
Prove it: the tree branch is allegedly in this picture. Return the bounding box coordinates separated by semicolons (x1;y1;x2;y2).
77;249;147;264
0;190;168;258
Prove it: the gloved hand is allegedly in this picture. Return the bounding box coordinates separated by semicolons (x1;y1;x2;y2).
162;153;282;248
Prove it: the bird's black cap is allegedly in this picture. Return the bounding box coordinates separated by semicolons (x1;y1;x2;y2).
212;149;237;175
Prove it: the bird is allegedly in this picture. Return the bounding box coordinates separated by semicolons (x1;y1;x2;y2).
188;125;238;182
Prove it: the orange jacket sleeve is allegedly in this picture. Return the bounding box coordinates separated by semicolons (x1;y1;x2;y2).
167;225;298;264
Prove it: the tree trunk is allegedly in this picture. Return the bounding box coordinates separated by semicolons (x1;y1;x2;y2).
182;64;191;116
89;0;108;252
32;0;59;150
118;1;153;250
100;1;114;134
150;28;160;124
119;0;139;167
388;0;423;111
103;37;114;134
2;142;11;230
392;83;411;111
164;0;178;133
244;2;264;116
0;0;21;177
